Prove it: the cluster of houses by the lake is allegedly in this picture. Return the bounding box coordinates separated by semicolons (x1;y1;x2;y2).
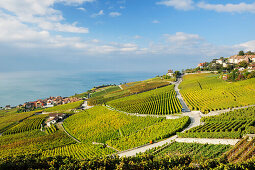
1;96;81;111
198;54;255;72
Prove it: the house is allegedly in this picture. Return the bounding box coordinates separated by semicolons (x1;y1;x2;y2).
197;62;206;68
36;100;45;108
223;63;228;68
167;69;174;77
228;55;255;64
4;105;11;110
222;74;228;81
44;99;54;108
23;102;35;109
46;113;66;126
216;59;223;64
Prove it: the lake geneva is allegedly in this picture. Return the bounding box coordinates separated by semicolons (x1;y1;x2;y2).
0;71;161;107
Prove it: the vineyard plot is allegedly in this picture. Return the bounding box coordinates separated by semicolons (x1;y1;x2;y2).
3;115;48;135
63;106;165;143
42;143;115;159
178;107;255;139
107;85;182;115
179;74;255;113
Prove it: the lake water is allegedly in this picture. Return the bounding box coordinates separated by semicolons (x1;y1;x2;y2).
0;71;161;107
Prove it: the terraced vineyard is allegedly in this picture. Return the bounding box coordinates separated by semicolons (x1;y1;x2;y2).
63;106;165;143
42;143;115;159
90;86;121;98
0;130;75;158
107;85;182;115
0;109;41;133
87;78;170;105
179;74;255;113
224;136;255;162
3;115;48;135
143;142;230;163
106;116;190;151
178;107;255;139
45;124;58;134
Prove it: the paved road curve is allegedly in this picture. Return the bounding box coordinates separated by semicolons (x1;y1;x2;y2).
173;77;190;112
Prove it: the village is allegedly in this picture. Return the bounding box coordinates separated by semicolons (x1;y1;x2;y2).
184;51;255;81
0;96;81;112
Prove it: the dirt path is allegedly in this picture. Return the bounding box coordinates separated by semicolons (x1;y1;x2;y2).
118;111;201;157
203;105;255;117
58;122;81;143
118;84;123;90
175;138;239;145
81;101;93;110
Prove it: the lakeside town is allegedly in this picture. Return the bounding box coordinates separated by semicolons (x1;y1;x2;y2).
1;96;81;112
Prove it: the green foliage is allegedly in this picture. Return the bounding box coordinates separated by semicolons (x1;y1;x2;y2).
238;50;245;56
106;116;190;151
63;106;164;143
239;61;248;68
180;73;255;113
1;153;255;169
107;85;182;115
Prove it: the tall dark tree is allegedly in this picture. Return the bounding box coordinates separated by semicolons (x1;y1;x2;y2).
238;50;245;56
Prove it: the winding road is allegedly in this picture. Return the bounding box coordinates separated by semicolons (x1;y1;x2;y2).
117;76;247;157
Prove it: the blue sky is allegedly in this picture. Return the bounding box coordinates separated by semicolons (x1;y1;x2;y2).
1;0;255;73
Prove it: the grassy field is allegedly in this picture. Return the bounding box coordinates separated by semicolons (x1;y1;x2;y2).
107;85;182;115
179;73;255;113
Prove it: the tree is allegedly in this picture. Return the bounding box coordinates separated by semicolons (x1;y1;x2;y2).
246;51;252;55
238;50;245;56
238;61;248;68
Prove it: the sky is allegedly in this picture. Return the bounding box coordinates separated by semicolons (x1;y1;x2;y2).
1;0;255;73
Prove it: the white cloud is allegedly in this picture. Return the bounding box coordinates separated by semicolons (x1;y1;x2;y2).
77;7;86;11
57;0;95;5
0;0;90;33
38;22;89;33
109;12;122;17
238;40;255;51
134;35;142;39
157;0;194;11
120;6;125;9
91;10;104;17
198;2;255;13
164;32;202;44
152;20;160;24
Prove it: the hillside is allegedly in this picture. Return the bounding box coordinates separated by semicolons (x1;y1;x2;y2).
0;75;255;169
179;73;255;113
